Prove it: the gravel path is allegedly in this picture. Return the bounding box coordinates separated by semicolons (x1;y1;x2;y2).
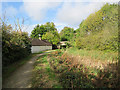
2;52;49;88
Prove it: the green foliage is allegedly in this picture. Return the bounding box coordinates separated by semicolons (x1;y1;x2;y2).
60;27;74;41
30;24;41;39
76;37;85;49
75;3;118;52
30;22;58;39
42;31;60;45
32;54;61;88
30;22;60;45
2;23;31;66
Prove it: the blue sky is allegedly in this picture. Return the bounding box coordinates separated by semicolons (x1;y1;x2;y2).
1;0;119;36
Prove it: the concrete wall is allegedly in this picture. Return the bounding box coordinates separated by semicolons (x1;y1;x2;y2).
31;46;52;53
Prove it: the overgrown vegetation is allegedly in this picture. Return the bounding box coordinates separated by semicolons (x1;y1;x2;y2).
32;54;62;88
50;50;119;88
73;4;118;52
66;48;118;62
2;20;31;67
33;50;119;88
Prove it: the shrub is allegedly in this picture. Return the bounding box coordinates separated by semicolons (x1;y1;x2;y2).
2;24;31;66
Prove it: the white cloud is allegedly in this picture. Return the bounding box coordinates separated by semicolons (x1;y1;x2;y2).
56;2;105;26
2;0;118;34
55;0;119;26
21;0;119;28
21;1;61;22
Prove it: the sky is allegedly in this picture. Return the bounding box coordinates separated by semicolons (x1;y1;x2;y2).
1;0;119;36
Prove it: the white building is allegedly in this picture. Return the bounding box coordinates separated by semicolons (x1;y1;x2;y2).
29;38;52;53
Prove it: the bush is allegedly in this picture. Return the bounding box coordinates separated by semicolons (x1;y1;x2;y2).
75;38;85;49
2;24;31;66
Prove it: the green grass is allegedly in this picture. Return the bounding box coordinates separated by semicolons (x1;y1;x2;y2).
45;64;56;80
35;55;48;64
34;66;42;70
32;52;62;88
66;47;118;61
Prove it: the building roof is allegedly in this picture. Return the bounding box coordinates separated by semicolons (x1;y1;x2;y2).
29;38;52;46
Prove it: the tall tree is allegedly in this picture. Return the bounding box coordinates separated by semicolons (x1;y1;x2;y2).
60;27;74;41
75;3;118;51
42;31;60;45
30;24;40;39
30;22;60;45
30;22;57;39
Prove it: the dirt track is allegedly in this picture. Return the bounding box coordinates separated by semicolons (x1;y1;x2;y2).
2;53;48;88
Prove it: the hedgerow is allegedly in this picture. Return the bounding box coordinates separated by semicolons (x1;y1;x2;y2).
2;23;31;66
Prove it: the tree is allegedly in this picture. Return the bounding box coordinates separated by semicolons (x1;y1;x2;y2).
75;3;118;51
60;27;74;41
30;22;57;39
30;24;40;39
42;31;60;45
30;22;60;46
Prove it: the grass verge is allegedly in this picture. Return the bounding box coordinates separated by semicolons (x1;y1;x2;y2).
32;53;62;88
